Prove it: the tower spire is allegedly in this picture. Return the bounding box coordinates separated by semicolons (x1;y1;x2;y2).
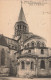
14;0;29;38
18;0;27;23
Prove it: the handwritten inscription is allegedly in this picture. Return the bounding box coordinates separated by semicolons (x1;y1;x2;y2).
23;0;47;6
43;11;51;14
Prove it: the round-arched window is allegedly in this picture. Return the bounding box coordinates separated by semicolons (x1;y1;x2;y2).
31;61;34;70
1;48;5;66
40;60;45;69
27;43;29;48
37;41;41;47
21;61;25;69
42;42;45;47
41;49;44;54
31;42;35;47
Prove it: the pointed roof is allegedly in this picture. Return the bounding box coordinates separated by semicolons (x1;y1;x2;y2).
0;35;8;47
18;6;27;23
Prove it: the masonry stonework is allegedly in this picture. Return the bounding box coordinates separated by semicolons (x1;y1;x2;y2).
0;4;51;78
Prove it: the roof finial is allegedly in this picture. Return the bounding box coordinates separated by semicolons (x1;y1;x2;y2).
21;0;22;8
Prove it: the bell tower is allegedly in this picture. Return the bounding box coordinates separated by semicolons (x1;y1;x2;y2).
14;2;29;38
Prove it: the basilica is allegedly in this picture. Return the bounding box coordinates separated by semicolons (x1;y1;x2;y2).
0;5;51;78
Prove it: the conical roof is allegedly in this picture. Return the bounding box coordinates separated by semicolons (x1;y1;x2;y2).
18;6;27;23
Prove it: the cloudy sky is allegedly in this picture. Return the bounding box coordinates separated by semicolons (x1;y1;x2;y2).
0;0;51;47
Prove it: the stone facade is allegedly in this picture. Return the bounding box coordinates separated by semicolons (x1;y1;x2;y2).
0;5;51;78
17;57;36;78
0;45;10;76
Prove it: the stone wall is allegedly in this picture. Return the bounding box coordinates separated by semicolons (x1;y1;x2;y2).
0;45;10;76
16;56;51;77
17;58;36;78
37;58;49;77
24;38;46;47
22;48;49;57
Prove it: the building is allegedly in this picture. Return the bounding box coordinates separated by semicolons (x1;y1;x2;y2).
0;4;51;78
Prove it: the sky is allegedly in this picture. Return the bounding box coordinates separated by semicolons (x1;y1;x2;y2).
0;0;51;47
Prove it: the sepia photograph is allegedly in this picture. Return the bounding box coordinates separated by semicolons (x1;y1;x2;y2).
0;0;51;80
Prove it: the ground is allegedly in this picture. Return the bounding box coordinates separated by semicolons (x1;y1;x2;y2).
0;77;51;80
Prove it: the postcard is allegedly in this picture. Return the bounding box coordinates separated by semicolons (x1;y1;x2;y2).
0;0;51;80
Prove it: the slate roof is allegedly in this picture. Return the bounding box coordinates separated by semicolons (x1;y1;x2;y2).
0;34;8;47
18;6;27;23
24;34;46;43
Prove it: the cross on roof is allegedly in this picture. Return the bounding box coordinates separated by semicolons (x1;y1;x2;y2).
21;0;22;8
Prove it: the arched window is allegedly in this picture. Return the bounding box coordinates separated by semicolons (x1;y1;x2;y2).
21;61;25;69
37;41;40;47
20;25;21;29
31;62;34;70
41;49;44;54
1;49;5;66
24;45;26;49
40;60;45;69
49;61;51;68
31;42;34;47
27;43;29;48
23;25;26;30
12;46;14;49
28;50;31;53
17;25;19;29
42;43;45;47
